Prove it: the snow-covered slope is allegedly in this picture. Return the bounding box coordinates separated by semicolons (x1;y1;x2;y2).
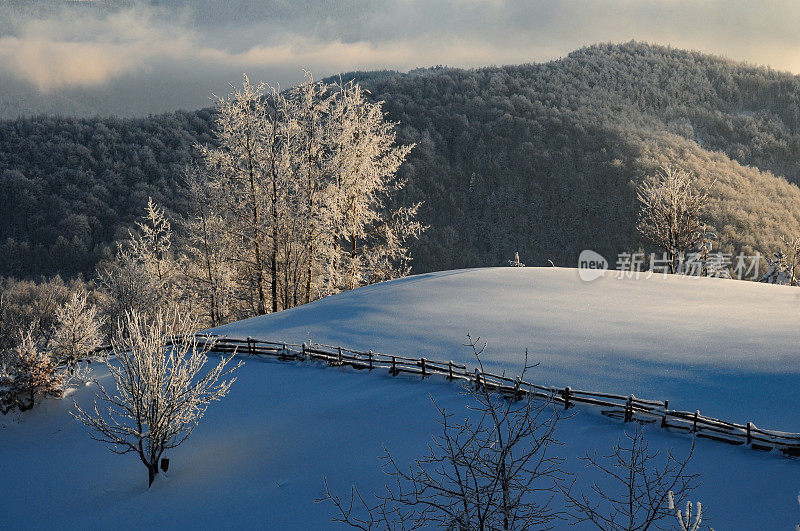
215;267;800;431
2;350;799;529
3;267;800;529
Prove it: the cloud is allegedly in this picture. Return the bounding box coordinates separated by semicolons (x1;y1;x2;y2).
0;6;193;91
0;2;565;92
0;0;799;113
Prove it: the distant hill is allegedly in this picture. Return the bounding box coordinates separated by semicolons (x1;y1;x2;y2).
3;41;800;278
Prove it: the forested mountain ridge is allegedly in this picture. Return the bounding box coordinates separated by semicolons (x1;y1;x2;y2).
3;41;800;279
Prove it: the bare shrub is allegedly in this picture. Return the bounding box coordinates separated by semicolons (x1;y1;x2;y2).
0;330;64;414
50;289;106;374
560;423;699;531
72;309;242;487
318;335;563;530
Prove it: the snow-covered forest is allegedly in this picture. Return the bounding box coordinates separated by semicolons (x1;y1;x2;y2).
0;72;422;353
5;43;800;279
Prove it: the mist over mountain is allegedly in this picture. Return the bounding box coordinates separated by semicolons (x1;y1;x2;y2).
3;0;800;118
3;42;800;279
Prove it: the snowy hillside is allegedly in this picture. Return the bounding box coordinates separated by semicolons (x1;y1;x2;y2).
2;267;800;529
216;267;800;431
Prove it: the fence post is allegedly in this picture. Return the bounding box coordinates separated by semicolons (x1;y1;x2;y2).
693;410;699;433
391;356;397;376
562;387;572;410
448;361;454;381
302;343;306;359
746;422;752;446
368;350;374;370
247;337;254;356
474;369;481;390
624;395;633;423
420;358;427;379
337;346;343;365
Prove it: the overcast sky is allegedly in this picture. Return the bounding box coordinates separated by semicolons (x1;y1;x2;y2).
0;0;798;116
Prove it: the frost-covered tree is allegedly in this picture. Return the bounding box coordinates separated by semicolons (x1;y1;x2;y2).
693;224;714;277
201;75;274;315
98;246;163;330
50;289;105;373
129;198;178;294
636;166;709;274
291;72;334;303
759;250;797;285
72;309;241;487
263;86;294;312
327;80;419;291
99;199;187;330
0;330;64;414
0;276;71;352
181;167;241;327
193;72;421;314
668;491;707;531
757;236;800;285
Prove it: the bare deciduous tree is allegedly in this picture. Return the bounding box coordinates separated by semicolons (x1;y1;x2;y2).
560;423;699;531
181;165;241;327
193;72;421;317
97;245;163;331
760;235;800;286
50;289;105;373
0;329;64;414
318;335;562;530
98;199;186;330
636;166;709;274
0;276;70;352
201;75;274;315
72;309;242;487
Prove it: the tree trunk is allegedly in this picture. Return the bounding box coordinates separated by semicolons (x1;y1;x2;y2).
270;163;279;313
148;464;156;487
349;230;358;290
248;158;266;315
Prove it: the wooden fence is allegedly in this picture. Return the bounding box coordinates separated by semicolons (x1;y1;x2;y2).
85;334;800;458
191;335;800;458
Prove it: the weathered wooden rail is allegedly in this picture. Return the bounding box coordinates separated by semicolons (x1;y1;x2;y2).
187;334;800;459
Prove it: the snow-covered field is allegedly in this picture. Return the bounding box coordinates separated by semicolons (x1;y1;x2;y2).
2;267;800;528
217;267;800;431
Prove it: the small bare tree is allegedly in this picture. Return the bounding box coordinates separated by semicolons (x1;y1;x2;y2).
668;491;707;531
72;309;242;487
50;289;105;374
636;166;709;274
181;165;241;327
784;235;800;283
760;235;800;286
0;329;64;414
318;335;563;530
97;245;163;331
560;423;699;531
0;276;71;352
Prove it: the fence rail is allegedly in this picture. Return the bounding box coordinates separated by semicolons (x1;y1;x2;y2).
88;334;800;458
